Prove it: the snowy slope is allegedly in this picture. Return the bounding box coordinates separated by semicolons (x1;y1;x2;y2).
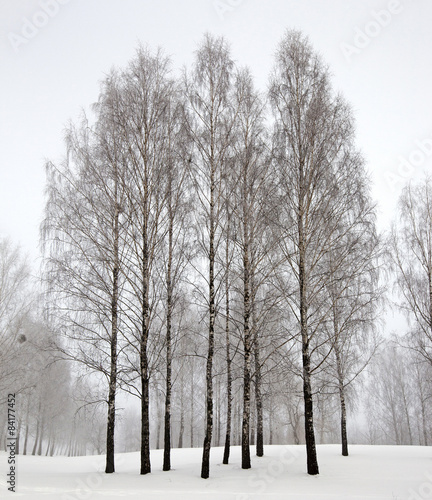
1;444;430;499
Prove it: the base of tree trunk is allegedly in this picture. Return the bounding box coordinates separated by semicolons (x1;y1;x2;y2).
201;436;211;479
222;434;230;464
105;458;115;474
256;432;263;457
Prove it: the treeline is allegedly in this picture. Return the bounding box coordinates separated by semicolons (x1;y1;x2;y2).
0;239;107;457
2;29;431;478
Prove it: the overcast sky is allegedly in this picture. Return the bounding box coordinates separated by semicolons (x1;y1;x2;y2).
1;0;431;267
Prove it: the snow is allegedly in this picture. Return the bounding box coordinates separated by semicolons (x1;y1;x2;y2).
1;445;431;499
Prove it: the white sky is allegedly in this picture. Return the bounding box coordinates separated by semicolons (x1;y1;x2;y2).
1;0;431;272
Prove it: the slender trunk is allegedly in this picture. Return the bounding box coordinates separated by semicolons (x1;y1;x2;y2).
216;378;221;447
23;424;29;455
37;415;44;456
190;361;194;448
334;313;348;457
178;392;184;449
339;382;348;456
250;408;255;446
242;237;252;469
45;435;51;456
156;393;161;450
302;347;318;474
223;234;232;464
269;399;273;446
140;233;151;475
401;386;413;445
237;400;241;446
50;436;56;457
32;418;40;456
163;198;173;471
67;434;73;457
232;399;238;446
141;356;151;474
254;319;264;457
178;370;185;449
105;196;119;474
421;395;428;446
201;168;215;480
299;199;319;475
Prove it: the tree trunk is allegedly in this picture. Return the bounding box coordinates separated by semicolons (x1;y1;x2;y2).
105;198;119;474
302;351;319;474
23;424;29;455
201;170;216;480
299;216;319;475
163;202;173;471
32;418;40;456
190;361;194;448
178;372;185;449
156;394;161;450
223;242;232;464
37;416;44;456
421;397;428;446
141;364;151;474
50;437;56;457
45;435;51;456
401;386;413;445
140;234;151;475
339;382;348;456
269;399;273;446
178;400;184;449
334;318;348;457
241;241;252;470
216;378;221;447
254;318;264;457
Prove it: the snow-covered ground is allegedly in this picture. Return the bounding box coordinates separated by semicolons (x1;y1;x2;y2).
1;444;431;499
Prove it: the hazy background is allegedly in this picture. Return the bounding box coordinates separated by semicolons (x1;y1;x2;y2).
1;0;430;296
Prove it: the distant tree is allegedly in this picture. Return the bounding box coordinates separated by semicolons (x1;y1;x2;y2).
390;176;432;365
319;182;382;456
367;343;417;445
0;237;31;395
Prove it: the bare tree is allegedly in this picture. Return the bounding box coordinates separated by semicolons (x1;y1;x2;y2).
366;343;418;445
390;176;432;365
319;183;382;456
110;46;176;475
42;95;126;473
184;34;238;479
228;68;273;468
269;30;366;475
0;237;31;395
156;81;191;472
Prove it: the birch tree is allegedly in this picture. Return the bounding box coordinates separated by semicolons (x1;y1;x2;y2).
390;176;432;365
42;92;126;473
269;29;367;475
319;176;382;456
0;237;31;395
229;68;273;468
184;33;238;479
111;46;176;475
